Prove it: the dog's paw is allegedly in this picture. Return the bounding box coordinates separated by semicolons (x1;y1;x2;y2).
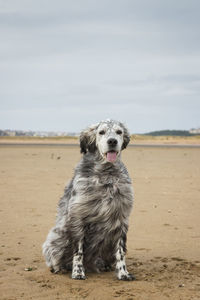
72;273;86;280
50;267;60;274
50;267;68;274
104;265;113;272
118;273;135;281
72;264;86;280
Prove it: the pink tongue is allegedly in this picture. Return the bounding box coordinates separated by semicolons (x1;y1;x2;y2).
106;151;117;162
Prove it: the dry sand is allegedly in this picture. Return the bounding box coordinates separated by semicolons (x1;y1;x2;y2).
0;144;200;300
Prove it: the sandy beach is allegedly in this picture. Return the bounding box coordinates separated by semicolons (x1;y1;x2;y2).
0;144;200;300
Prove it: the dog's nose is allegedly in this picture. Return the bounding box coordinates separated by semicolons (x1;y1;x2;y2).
107;138;118;147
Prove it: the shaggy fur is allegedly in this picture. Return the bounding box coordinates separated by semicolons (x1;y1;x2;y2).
42;120;134;280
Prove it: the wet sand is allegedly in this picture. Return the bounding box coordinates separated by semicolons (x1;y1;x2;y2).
0;145;200;300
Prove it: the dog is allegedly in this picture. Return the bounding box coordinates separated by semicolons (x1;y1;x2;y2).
42;119;134;280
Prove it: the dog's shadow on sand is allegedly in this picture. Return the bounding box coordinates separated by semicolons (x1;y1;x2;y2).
126;256;200;284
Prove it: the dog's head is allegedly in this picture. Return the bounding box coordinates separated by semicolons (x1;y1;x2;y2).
80;120;130;163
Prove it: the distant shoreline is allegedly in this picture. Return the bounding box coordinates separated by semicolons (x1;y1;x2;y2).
0;143;200;148
0;135;200;146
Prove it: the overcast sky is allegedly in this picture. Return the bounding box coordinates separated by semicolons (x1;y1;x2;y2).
0;0;200;133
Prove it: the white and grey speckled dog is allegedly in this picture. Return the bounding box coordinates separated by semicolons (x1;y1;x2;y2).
42;119;135;281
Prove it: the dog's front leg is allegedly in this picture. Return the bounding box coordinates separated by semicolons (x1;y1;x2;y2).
115;239;135;281
72;241;86;280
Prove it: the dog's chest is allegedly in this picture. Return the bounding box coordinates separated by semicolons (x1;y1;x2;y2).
73;164;133;223
100;175;120;193
90;174;133;217
79;174;133;236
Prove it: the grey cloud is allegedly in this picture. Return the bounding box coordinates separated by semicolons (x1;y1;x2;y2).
0;0;200;133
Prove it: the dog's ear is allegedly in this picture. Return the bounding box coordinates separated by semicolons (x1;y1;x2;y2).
120;123;131;150
79;123;98;154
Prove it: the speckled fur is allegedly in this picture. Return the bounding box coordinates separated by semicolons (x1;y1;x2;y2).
42;120;134;280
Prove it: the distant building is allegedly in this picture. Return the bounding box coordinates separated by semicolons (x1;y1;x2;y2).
189;128;200;134
0;129;78;137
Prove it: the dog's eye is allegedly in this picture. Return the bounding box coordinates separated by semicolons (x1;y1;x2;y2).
116;130;122;135
99;130;105;135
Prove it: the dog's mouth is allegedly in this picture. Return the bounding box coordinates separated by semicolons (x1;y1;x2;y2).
105;150;118;163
